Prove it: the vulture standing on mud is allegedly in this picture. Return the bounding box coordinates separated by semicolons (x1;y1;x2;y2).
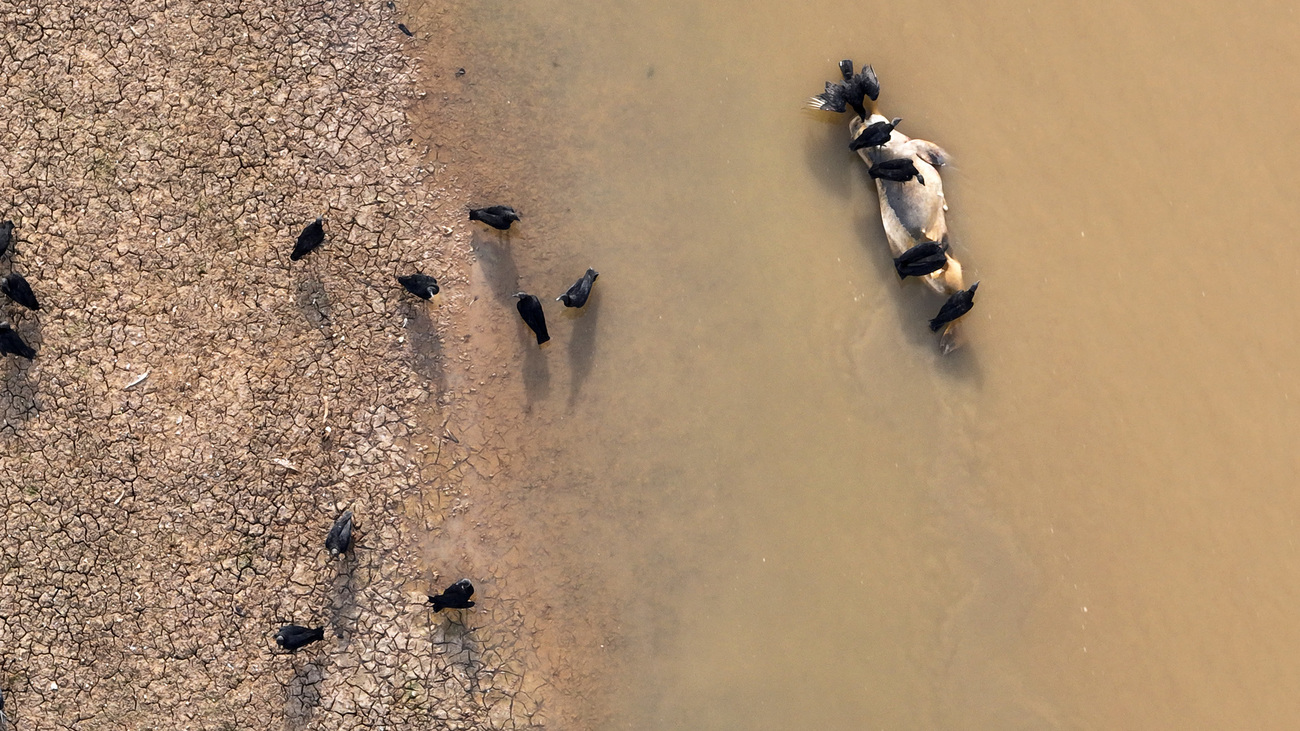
557;268;598;308
0;220;13;256
1;273;40;310
398;273;440;300
291;217;325;261
468;206;520;231
0;324;35;359
514;292;550;344
325;510;354;557
274;625;325;651
428;579;476;612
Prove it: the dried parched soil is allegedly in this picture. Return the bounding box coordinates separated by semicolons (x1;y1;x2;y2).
0;1;547;728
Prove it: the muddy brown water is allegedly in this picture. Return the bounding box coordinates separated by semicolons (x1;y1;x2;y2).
407;0;1300;728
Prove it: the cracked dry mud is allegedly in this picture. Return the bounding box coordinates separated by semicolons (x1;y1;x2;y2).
0;1;554;728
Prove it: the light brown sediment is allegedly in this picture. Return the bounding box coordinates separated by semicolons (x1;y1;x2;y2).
0;0;574;728
395;1;626;726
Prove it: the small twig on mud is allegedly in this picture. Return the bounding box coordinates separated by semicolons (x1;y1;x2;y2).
125;371;150;390
270;458;300;473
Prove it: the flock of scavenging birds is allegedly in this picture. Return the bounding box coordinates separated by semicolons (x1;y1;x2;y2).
273;510;479;652
0;57;967;682
275;206;597;652
0;204;596;655
274;206;595;651
0;206;594;361
808;59;980;353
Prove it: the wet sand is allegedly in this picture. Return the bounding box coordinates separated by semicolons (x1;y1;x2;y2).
396;3;626;726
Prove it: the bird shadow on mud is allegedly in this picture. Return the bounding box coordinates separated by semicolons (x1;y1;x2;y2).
404;301;446;393
520;333;551;406
0;347;39;434
430;609;487;697
293;270;333;336
328;552;361;648
562;293;600;407
468;230;520;299
283;659;325;730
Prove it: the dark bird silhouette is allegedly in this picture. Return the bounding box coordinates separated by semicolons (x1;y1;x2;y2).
930;281;980;332
0;323;34;359
894;241;949;280
0;220;13;256
1;273;39;310
850;63;880;103
868;158;924;186
849;117;902;151
557;268;598;308
428;579;475;612
325;510;353;557
807;60;880;118
291;217;324;261
514;292;550;345
397;273;440;300
469;206;520;231
398;23;413;36
274;625;325;651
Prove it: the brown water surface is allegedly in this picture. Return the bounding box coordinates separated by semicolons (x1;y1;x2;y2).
407;0;1300;728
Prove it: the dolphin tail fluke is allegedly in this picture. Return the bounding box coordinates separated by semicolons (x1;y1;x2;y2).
939;321;963;355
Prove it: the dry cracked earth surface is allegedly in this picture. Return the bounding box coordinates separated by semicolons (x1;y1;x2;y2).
0;0;576;728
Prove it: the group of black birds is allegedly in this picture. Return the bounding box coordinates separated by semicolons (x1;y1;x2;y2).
286;207;599;349
273;509;479;652
0;221;41;359
0;202;584;655
810;60;980;338
273;203;597;652
462;205;601;345
515;267;599;346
